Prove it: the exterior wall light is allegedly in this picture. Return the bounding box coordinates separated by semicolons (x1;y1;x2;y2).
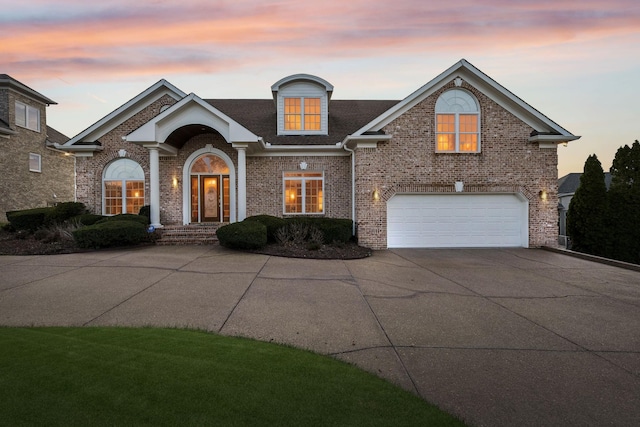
172;177;179;188
539;190;548;201
372;189;380;201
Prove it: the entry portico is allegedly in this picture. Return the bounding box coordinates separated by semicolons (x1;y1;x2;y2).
125;93;260;228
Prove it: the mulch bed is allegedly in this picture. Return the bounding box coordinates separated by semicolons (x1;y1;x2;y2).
0;229;372;259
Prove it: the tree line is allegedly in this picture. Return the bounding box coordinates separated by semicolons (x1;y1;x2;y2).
567;140;640;264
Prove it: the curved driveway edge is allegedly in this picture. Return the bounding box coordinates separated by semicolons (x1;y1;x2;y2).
1;246;639;426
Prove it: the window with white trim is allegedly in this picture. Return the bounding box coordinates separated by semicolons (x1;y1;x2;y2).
284;97;321;131
29;153;41;172
15;101;40;132
435;89;480;153
283;172;324;214
103;159;145;215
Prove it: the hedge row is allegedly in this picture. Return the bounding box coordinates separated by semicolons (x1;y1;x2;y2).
73;220;150;249
6;202;88;231
217;215;353;250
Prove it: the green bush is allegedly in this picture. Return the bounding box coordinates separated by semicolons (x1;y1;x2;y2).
216;221;267;250
138;205;151;223
245;215;287;242
73;220;150;249
71;214;105;226
97;214;149;226
46;202;88;225
287;217;353;244
6;207;55;231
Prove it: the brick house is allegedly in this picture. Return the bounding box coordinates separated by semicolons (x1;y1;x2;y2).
57;60;579;249
0;74;74;222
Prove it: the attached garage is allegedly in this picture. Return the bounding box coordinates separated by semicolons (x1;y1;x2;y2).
387;194;528;248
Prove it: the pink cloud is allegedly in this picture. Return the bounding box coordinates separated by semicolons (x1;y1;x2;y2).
2;0;639;82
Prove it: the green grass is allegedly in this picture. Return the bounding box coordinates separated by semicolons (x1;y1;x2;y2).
0;327;464;426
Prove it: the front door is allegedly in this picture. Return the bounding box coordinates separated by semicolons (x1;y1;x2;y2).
201;176;220;222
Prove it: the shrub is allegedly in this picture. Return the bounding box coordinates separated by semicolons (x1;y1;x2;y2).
73;220;149;249
46;202;87;225
97;214;149;226
286;217;353;244
138;205;151;224
6;207;55;231
34;221;81;244
244;215;286;242
216;221;267;250
71;214;105;226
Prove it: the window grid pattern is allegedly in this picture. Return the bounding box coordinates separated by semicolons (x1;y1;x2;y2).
284;172;324;214
435;89;480;153
284;97;321;131
29;153;41;172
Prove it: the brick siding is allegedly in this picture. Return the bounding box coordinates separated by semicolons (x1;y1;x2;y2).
0;90;74;221
354;80;558;249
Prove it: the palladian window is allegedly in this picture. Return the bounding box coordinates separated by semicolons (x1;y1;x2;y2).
435;89;480;153
283;172;324;214
103;159;145;215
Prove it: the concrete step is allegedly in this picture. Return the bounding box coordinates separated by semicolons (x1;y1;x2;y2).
156;224;223;245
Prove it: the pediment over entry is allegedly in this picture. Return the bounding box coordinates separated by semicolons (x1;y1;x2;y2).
125;93;261;154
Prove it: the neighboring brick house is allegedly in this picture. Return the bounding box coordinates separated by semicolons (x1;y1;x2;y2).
57;60;580;249
0;74;74;222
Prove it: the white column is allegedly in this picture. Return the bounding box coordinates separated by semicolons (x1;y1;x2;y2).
236;145;247;221
149;147;162;228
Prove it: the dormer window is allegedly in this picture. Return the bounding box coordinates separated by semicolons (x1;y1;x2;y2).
285;97;321;131
272;74;333;136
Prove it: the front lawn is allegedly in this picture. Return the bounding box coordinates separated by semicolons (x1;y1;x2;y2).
0;327;465;426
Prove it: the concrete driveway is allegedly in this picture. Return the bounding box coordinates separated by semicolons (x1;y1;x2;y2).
1;246;639;426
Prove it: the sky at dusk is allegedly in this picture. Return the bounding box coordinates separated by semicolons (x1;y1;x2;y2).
2;0;639;177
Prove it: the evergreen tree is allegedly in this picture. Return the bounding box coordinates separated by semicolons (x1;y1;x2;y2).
567;154;608;256
608;140;640;263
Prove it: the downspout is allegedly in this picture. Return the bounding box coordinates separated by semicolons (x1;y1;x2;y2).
343;143;356;236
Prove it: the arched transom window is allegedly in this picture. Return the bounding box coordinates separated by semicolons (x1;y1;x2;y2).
435;89;480;153
103;158;145;215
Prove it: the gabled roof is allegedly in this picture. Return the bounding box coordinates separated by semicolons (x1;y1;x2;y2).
45;125;69;146
0;74;56;105
64;79;187;147
126;93;261;154
558;172;612;195
353;59;580;143
208;99;398;146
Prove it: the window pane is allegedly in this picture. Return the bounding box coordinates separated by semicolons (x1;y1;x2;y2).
437;114;455;132
437;134;455;151
459;114;478;132
305;179;323;213
15;102;26;127
104;181;123;215
284;98;302;130
29;153;41;172
304;98;321;130
284;179;302;213
126;181;145;214
27;106;40;131
459;134;478;152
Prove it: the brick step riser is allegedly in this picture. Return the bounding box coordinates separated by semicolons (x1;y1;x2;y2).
155;225;221;245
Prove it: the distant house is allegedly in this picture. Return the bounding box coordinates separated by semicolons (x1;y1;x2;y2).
56;60;580;249
0;74;75;222
557;172;612;246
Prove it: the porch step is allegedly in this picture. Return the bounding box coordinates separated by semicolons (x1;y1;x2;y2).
155;224;224;245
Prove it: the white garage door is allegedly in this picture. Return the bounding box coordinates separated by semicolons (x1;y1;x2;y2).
387;194;528;248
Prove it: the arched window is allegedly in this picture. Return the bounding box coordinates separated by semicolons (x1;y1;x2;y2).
103;159;145;215
435;89;480;153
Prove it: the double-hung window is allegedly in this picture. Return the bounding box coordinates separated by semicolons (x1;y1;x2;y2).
15;101;40;132
435;89;480;153
29;153;41;172
283;172;324;214
284;97;321;131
